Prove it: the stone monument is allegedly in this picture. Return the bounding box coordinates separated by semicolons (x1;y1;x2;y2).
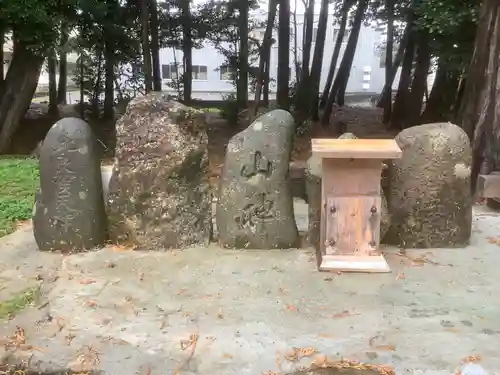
217;109;299;249
33;117;107;252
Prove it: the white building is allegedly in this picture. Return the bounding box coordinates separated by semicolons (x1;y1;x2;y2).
157;13;396;100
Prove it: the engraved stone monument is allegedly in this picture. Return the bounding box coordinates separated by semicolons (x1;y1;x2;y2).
107;94;212;249
33;117;107;252
217;109;299;249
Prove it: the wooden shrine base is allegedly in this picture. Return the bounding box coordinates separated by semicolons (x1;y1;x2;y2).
319;255;391;273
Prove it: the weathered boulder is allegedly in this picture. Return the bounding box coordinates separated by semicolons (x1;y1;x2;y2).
305;132;391;249
107;93;212;249
216;109;299;249
385;122;472;248
33;117;107;252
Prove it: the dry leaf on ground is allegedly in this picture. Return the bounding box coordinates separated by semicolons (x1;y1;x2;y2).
79;279;96;285
285;304;298;312
180;334;198;351
487;237;500;245
461;355;481;363
332;310;360;319
85;300;98;308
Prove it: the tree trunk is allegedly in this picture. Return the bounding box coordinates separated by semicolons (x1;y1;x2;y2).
292;0;300;83
277;0;291;109
308;0;329;120
334;0;369;107
252;0;278;117
457;0;500;191
57;22;68;105
376;18;412;108
181;0;192;102
141;0;153;93
149;0;162;92
319;1;349;108
79;47;85;118
0;26;4;96
390;28;416;130
0;41;44;153
237;0;249;110
381;0;395;123
406;31;431;126
103;0;117;121
48;48;58;116
263;55;270;106
321;0;368;126
294;0;315;113
420;61;460;124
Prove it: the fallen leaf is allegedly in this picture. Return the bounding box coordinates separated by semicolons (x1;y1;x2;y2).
373;344;396;351
332;310;359;319
286;304;298;312
488;237;500;245
79;279;96;285
180;334;198;351
461;355;481;363
85;300;98;308
283;349;298;361
295;347;316;358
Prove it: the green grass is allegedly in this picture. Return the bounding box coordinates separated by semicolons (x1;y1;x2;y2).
0;286;41;319
0;158;39;237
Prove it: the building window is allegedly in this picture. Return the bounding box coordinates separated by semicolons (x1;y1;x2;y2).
193;65;208;80
220;65;236;80
161;63;180;79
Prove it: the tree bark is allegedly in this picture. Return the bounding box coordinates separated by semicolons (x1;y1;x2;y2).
181;0;192;102
321;0;368;126
57;22;68;105
103;0;117;121
376;18;412;108
277;0;291;109
237;0;249;110
294;0;314;113
381;0;395;123
48;48;58;116
406;30;431;126
457;0;500;191
252;0;278;117
308;0;329;120
292;0;300;83
420;60;460;124
0;41;44;153
390;28;416;130
141;0;153;93
0;26;4;96
319;1;349;108
149;0;162;92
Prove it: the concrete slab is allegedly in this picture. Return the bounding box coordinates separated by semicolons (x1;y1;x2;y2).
0;205;499;374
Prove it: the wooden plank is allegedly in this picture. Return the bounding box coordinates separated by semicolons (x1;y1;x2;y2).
311;138;402;160
324;195;381;257
477;173;500;198
319;255;390;273
322;159;382;196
